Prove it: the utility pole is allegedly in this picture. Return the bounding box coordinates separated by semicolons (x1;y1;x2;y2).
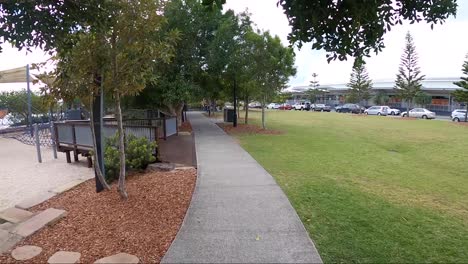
233;76;238;127
26;64;33;136
92;76;105;193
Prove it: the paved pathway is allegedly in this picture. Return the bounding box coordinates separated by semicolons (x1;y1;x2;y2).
0;137;93;211
162;112;322;263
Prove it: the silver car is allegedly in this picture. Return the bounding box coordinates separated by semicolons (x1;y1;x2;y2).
364;106;389;116
401;108;436;119
451;109;467;122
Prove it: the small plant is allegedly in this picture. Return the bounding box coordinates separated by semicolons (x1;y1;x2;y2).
104;132;157;182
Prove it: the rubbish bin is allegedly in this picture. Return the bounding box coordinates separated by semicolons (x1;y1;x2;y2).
224;108;236;122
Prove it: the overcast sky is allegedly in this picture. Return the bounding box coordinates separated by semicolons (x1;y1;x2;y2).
224;0;468;87
1;1;468;92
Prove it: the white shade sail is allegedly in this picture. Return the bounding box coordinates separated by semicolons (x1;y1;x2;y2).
0;66;33;83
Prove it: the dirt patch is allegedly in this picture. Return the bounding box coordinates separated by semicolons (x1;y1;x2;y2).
452;121;468;127
0;169;197;264
217;122;284;135
179;121;192;133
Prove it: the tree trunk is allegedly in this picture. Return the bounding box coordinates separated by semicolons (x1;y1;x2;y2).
237;100;240;120
261;95;266;129
115;93;128;200
465;104;468;122
406;99;410;118
89;96;111;191
244;95;249;124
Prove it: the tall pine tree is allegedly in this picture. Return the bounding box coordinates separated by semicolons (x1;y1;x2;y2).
347;57;372;113
306;73;320;103
395;32;425;117
453;54;468;122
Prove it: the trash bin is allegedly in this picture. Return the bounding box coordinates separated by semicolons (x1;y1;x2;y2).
224;108;236;122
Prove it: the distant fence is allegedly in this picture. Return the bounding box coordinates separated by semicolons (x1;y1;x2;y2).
53;117;178;166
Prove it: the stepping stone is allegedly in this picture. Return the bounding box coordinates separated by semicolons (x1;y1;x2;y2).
0;207;34;223
13;208;67;237
11;245;42;260
0;230;22;254
147;163;175;172
94;253;139;264
0;222;14;231
50;179;86;194
16;192;56;210
48;251;81;263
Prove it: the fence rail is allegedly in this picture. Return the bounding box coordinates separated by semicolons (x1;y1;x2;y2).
53;117;177;167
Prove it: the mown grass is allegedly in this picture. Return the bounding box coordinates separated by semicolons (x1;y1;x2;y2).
233;110;468;263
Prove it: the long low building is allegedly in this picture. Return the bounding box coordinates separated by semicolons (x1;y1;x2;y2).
288;77;464;114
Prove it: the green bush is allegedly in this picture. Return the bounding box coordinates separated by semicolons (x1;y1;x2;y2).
104;132;157;182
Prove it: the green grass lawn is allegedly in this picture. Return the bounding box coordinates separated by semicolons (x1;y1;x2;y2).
233;110;468;263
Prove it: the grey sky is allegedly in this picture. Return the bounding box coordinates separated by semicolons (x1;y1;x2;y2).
225;0;468;87
1;1;467;92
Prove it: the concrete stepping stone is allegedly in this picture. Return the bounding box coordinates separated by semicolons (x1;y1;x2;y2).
16;192;56;210
50;179;86;194
0;207;33;223
0;229;22;254
0;222;14;231
11;245;42;260
48;251;81;263
94;253;139;264
13;208;67;237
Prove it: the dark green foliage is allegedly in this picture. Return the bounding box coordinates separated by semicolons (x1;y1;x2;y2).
453;55;468;121
278;0;457;61
347;57;372;108
374;91;390;105
414;92;432;107
0;90;49;124
104;133;156;182
395;32;425;114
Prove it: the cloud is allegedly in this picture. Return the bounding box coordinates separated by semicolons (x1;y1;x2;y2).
224;0;468;87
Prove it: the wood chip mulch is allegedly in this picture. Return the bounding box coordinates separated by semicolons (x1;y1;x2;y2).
179;121;192;132
0;169;197;264
217;122;284;135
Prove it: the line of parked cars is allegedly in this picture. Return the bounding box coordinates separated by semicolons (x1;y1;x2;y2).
451;109;468;122
266;101;466;122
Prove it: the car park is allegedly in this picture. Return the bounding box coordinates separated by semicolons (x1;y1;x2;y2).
267;103;280;109
248;102;262;108
364;106;389;116
293;102;311;111
451;109;467;122
312;103;331;112
401;108;436;119
336;103;363;114
386;107;401;115
278;103;292;110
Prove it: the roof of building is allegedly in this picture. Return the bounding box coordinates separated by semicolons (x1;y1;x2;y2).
289;77;461;93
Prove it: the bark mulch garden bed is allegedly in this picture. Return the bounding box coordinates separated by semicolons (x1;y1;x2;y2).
217;122;284;135
0;169;197;263
179;120;192;133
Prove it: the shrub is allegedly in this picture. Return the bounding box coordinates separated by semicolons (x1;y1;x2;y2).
104;132;157;182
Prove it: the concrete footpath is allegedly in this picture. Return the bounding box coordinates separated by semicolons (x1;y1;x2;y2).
162;112;322;263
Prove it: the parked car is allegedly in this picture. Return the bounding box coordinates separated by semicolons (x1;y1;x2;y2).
248;102;262;108
293;102;311;111
267;103;280;109
312;104;331;112
364;106;389;116
336;103;363;114
278;103;292;110
401;108;436;119
451;109;468;122
386;107;401;115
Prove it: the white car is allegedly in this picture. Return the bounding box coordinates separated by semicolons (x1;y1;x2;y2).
293;102;310;111
451;109;467;122
267;103;280;109
385;107;401;115
401;108;436;119
364;106;389;116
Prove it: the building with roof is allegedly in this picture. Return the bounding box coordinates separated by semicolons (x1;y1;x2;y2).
287;77;463;114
